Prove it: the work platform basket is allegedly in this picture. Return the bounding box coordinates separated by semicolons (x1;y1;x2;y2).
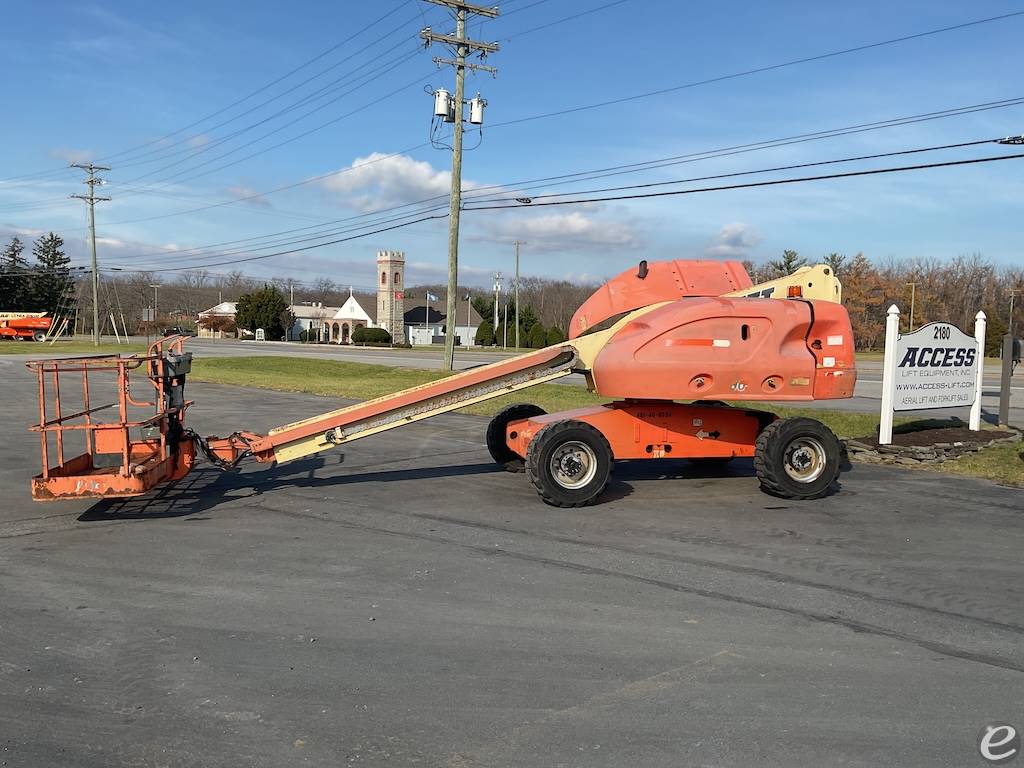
26;337;196;501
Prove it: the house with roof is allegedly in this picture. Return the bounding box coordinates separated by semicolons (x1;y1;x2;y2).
403;294;481;346
196;301;238;338
287;291;381;343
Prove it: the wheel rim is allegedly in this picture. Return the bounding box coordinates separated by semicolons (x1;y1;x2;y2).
783;436;827;483
549;440;598;489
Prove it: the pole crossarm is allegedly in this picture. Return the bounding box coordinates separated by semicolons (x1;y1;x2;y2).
432;56;497;74
421;0;499;18
420;28;500;54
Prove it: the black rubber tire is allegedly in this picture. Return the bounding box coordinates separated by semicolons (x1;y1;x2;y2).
525;420;613;507
32;331;46;342
486;403;546;472
754;417;841;500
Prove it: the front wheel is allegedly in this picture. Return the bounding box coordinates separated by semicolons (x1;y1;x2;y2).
754;417;840;500
32;331;46;342
526;420;613;507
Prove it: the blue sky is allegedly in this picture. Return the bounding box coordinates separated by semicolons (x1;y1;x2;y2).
1;0;1022;290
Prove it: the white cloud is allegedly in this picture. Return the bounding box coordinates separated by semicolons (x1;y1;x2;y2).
477;211;640;253
321;153;461;213
49;147;94;164
704;222;761;258
188;134;211;150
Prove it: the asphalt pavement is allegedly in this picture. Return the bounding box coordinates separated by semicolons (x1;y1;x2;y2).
0;360;1022;767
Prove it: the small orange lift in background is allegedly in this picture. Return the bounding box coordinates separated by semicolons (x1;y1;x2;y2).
27;260;856;507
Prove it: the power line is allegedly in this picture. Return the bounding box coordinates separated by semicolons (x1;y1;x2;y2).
113;51;429;192
0;1;418;183
108;2;419;168
463;136;1006;205
107;147;1024;275
487;10;1024;130
463;151;1024;211
501;0;630;40
98;95;1024;264
111;212;448;273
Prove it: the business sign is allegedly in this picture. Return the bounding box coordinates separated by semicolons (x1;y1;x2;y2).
892;322;980;411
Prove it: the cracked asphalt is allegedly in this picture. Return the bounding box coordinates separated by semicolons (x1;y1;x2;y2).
1;362;1022;767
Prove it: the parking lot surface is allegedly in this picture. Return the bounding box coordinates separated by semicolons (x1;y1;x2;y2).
1;366;1022;767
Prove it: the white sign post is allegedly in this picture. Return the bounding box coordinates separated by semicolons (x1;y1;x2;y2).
969;311;986;431
878;305;901;445
878;306;985;445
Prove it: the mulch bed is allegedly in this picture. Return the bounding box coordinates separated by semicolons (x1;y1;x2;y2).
850;426;1018;449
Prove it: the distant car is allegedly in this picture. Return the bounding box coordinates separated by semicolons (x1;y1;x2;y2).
161;327;196;337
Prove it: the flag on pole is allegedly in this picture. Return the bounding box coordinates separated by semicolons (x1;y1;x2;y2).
426;292;438;302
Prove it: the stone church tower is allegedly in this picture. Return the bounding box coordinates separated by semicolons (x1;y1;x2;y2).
377;250;405;342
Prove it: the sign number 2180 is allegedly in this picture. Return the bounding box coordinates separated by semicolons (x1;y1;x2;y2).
933;325;952;340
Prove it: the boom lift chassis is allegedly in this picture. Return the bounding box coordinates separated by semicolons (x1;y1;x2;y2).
27;261;856;507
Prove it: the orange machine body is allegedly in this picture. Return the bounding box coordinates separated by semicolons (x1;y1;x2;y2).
589;297;856;402
506;401;773;463
1;314;52;340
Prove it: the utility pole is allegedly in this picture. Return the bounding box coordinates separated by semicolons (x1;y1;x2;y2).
491;272;499;342
70;163;110;346
999;288;1021;428
513;240;525;349
150;284;161;320
421;0;499;371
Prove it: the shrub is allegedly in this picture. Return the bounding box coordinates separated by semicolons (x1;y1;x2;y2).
475;320;495;346
352;326;391;344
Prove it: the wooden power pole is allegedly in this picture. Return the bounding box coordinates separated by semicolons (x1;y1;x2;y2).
421;0;499;370
70;163;110;346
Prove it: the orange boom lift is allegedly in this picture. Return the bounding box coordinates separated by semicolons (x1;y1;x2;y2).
27;260;855;507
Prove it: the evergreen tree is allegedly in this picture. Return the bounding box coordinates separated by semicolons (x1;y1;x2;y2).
471;295;494;324
545;326;566;345
528;322;547;348
823;252;846;276
474;319;495;346
768;249;807;276
517;305;539;334
31;233;72;315
1;236;31;310
493;322;506;348
235;285;289;338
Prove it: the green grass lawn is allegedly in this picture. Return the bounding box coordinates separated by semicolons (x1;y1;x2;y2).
0;341;147;356
189;356;1022;486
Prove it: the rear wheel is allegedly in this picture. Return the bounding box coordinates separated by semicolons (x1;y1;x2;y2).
32;331;46;342
754;417;840;499
486;403;545;472
526;420;613;507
